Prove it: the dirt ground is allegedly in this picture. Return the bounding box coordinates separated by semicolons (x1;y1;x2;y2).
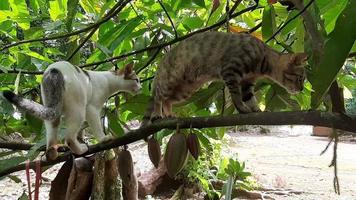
226;126;356;200
1;125;356;199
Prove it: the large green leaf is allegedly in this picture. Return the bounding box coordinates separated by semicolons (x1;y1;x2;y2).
0;156;27;173
8;0;31;29
310;0;356;108
107;111;124;137
262;4;276;41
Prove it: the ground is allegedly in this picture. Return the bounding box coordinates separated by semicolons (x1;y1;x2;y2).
0;126;356;199
226;126;356;200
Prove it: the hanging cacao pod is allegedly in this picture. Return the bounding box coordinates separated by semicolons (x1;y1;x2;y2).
164;132;188;178
148;137;161;168
118;149;134;185
187;133;200;160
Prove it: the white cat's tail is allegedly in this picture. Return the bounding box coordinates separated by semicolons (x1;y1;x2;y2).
3;68;64;121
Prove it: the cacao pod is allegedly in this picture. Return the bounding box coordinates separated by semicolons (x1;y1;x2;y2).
164;133;188;178
118;149;134;185
148;137;161;168
187;133;200;160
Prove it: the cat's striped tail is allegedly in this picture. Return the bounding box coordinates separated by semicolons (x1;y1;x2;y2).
3;68;64;121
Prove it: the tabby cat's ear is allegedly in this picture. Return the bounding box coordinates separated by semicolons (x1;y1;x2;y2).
293;53;308;65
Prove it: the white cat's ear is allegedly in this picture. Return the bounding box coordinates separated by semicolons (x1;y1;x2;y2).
124;62;134;76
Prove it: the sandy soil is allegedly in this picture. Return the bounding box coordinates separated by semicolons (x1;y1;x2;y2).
226;126;356;200
1;125;355;199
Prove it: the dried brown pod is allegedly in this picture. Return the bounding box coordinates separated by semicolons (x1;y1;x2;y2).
118;149;134;185
187;133;200;160
147;137;161;168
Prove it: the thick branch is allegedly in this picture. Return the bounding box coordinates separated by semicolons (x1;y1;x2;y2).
0;0;131;52
0;111;355;177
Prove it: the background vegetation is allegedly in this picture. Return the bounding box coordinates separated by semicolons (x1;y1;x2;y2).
0;0;355;198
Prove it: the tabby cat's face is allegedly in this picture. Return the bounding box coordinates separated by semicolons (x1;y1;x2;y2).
281;53;308;94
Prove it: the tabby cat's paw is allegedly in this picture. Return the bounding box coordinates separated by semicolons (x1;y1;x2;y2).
150;115;162;122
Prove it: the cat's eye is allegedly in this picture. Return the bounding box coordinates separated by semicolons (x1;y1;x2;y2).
134;78;139;83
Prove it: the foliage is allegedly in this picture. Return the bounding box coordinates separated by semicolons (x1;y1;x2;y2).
185;137;253;199
0;0;355;195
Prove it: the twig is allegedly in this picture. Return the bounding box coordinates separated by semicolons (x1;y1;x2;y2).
136;47;161;74
157;0;177;38
0;111;355;177
266;0;315;43
247;22;262;33
329;130;340;194
66;0;130;61
320;137;333;155
130;2;153;31
0;0;132;52
141;76;154;83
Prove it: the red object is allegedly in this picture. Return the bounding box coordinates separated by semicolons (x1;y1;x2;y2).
268;0;278;4
26;160;32;200
34;160;41;200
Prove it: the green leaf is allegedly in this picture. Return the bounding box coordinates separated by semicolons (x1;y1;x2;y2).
262;4;276;41
107;111;124;137
310;0;356;108
66;0;79;31
120;94;150;116
0;156;27;172
192;0;206;8
0;0;10;10
25;112;43;133
224;175;234;200
49;0;67;21
22;50;53;63
8;0;31;29
8;175;21;183
182;16;204;31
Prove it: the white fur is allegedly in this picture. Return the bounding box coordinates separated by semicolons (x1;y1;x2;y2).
44;61;141;155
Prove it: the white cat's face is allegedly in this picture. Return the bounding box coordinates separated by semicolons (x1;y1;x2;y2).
116;63;142;95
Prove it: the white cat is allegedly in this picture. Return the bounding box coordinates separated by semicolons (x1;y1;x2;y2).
3;61;141;157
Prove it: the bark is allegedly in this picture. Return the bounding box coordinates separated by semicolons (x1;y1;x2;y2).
1;111;355;178
137;159;167;197
91;151;122;200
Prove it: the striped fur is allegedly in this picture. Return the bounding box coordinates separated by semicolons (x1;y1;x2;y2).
143;31;307;124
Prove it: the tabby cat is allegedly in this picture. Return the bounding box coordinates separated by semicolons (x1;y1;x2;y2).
3;61;141;156
143;31;307;123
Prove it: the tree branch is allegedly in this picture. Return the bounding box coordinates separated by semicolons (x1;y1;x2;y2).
157;0;177;38
0;111;355;177
0;0;132;52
